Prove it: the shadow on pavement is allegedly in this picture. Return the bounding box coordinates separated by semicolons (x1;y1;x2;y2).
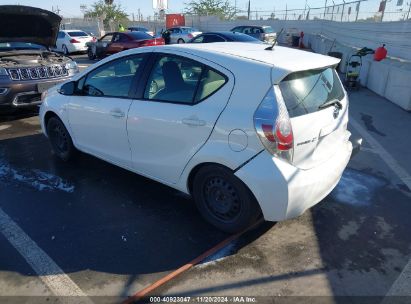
0;133;230;277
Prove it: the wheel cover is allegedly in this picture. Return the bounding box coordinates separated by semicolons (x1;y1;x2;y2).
203;176;241;223
50;124;69;154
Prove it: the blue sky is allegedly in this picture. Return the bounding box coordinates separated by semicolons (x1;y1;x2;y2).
1;0;407;19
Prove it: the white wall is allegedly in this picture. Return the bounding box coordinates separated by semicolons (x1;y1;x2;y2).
189;17;411;61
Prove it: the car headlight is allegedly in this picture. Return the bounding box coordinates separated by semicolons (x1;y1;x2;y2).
0;67;9;77
65;61;79;72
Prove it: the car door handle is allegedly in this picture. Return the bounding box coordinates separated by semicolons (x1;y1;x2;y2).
182;118;206;127
110;109;125;118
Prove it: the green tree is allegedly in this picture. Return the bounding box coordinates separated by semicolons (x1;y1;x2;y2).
184;0;236;20
85;0;129;27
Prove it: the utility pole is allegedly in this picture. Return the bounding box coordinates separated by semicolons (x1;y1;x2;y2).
381;0;387;22
324;0;327;19
355;0;361;21
407;1;411;20
285;4;288;20
331;0;335;20
247;0;251;20
341;0;345;21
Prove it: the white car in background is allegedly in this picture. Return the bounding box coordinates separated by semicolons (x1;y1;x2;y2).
56;30;95;55
40;43;353;233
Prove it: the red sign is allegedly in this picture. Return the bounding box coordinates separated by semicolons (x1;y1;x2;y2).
166;14;185;28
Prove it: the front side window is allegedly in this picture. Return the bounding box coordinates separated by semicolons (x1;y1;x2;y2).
79;55;145;98
58;32;65;39
100;34;113;42
144;55;227;104
232;27;243;33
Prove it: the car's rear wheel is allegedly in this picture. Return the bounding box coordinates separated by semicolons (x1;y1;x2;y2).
47;116;76;161
192;165;261;233
62;44;69;55
177;38;185;44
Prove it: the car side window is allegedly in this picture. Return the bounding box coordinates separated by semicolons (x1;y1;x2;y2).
58;32;65;39
119;34;129;42
243;27;252;34
113;34;120;42
79;55;145;98
204;35;225;43
192;35;204;43
144;55;203;104
195;68;227;102
232;27;242;33
100;34;113;42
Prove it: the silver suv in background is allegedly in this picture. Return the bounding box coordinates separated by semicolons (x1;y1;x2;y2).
165;27;202;44
231;25;277;43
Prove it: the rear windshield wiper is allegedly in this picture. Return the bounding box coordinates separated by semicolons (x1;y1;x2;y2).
318;99;342;110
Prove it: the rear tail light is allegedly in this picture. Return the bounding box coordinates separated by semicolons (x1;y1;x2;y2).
254;85;294;162
70;39;80;43
187;33;193;39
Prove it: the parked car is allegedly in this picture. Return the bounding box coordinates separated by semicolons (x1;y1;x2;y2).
40;43;352;233
127;26;154;37
0;5;79;109
189;31;262;44
56;30;95;55
231;25;276;43
165;27;202;44
86;31;164;60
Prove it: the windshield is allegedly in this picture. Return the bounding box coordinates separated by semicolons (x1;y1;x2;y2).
0;42;46;52
279;67;345;118
263;26;274;33
67;31;89;37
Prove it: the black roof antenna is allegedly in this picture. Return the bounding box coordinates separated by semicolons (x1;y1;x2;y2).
265;28;283;51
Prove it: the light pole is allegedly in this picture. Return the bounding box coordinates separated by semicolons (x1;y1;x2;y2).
324;0;328;19
341;0;346;21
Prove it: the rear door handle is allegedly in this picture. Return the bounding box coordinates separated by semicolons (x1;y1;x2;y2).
182;118;206;127
110;109;125;118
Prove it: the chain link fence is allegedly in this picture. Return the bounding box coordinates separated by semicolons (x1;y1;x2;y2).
234;0;410;22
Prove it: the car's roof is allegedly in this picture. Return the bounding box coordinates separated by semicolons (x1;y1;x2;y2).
163;42;340;74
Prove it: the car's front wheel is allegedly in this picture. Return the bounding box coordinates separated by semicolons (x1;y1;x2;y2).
193;165;261;233
177;38;185;44
47;116;76;161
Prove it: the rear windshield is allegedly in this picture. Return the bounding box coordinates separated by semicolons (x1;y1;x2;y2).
68;31;89;37
128;32;153;40
279;67;345;118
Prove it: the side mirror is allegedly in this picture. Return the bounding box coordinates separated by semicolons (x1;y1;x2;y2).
58;81;75;95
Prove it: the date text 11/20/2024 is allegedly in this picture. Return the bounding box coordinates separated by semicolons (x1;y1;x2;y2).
149;296;257;303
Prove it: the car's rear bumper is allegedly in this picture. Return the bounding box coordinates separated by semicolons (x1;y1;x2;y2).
235;140;352;222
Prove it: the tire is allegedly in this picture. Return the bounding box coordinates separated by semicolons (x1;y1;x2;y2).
62;44;69;55
192;165;261;233
87;47;96;60
46;117;76;161
177;38;185;44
